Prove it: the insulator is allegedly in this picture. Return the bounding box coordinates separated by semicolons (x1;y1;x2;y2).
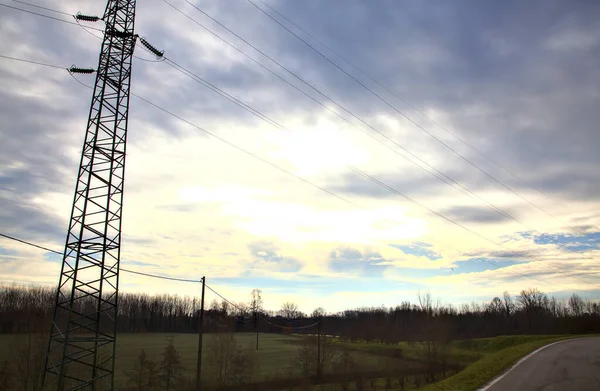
69;66;95;74
139;37;164;58
75;12;100;22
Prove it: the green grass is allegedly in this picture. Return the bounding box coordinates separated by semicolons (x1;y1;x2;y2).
332;339;476;366
324;335;597;391
2;333;591;390
0;332;408;387
418;335;586;391
451;334;565;354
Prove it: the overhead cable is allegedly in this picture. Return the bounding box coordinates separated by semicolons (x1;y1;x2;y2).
255;0;572;212
0;232;203;283
244;0;598;243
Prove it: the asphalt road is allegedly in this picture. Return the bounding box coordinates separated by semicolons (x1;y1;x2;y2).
484;337;600;391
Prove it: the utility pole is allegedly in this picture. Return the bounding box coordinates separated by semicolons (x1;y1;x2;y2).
251;288;262;351
196;277;206;391
255;313;259;350
316;318;321;379
41;1;162;390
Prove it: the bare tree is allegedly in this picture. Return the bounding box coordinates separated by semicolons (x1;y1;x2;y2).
317;334;333;377
0;360;12;391
220;300;230;315
518;288;548;312
417;291;452;383
250;289;263;314
126;349;156;391
205;331;236;387
333;351;354;391
296;343;317;380
569;293;585;316
11;333;45;391
418;292;434;316
280;301;300;319
312;307;326;319
548;296;559;317
486;297;503;315
502;291;514;316
158;337;184;391
234;302;251;318
228;344;258;385
250;289;263;350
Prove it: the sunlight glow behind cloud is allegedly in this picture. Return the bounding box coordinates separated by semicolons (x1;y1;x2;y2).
1;0;600;312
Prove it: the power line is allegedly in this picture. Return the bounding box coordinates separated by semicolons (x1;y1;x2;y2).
1;51;359;208
119;268;202;283
74;19;167;63
345;166;599;291
261;316;319;330
10;2;591;339
256;0;572;213
204;283;243;310
155;4;495;207
164;59;283;130
160;2;600;265
10;0;72;17
0;3;104;32
204;283;255;322
162;53;600;272
151;48;600;288
1;1;586;263
0;54;65;69
4;0;596;257
205;283;316;326
0;232;202;283
68;71;94;89
4;54;596;293
0;232;61;254
67;55;597;291
130;91;360;208
142;92;596;290
3;3;162;65
156;2;523;233
244;0;598;243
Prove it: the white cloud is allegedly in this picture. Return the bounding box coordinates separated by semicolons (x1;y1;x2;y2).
1;0;600;312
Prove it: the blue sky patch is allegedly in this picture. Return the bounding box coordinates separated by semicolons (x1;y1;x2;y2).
0;246;18;256
524;231;600;251
390;242;441;260
455;257;522;274
211;274;422;298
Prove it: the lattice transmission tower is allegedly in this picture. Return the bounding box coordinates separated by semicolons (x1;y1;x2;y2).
42;1;162;389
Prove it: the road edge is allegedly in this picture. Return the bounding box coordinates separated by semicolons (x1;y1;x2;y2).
477;338;574;391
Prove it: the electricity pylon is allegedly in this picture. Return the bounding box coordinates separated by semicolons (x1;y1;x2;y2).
41;1;162;389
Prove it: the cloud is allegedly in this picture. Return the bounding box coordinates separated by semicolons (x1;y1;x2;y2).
1;0;600;312
441;206;516;224
247;241;302;273
328;246;387;277
390;243;441;261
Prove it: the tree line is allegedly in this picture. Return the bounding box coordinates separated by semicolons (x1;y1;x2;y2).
1;284;599;341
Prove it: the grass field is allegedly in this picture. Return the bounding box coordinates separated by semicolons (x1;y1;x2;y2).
301;334;591;391
418;335;583;391
1;333;591;390
0;332;410;388
333;338;480;366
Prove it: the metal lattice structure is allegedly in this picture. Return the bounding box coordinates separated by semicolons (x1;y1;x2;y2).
42;1;137;389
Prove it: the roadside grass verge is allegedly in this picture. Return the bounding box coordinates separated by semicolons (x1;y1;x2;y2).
419;335;589;391
326;334;597;391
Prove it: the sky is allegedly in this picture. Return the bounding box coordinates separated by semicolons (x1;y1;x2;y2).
1;0;600;314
